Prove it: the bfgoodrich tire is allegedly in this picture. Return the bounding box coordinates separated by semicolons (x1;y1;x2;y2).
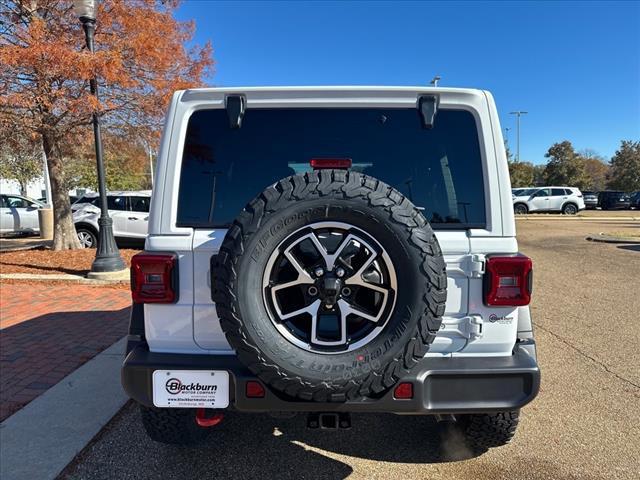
212;170;447;402
140;405;210;445
455;410;520;453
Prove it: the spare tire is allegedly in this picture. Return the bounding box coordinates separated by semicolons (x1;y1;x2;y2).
212;170;447;402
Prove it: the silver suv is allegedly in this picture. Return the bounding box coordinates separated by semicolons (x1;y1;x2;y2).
72;191;151;247
121;87;540;452
513;186;585;215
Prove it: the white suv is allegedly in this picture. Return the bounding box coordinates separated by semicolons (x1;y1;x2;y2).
121;87;540;452
513;186;585;215
72;190;151;247
0;194;43;234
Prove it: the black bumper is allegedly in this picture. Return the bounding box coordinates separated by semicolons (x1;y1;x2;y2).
121;339;540;414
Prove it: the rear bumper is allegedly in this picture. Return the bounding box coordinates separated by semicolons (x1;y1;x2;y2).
122;340;540;414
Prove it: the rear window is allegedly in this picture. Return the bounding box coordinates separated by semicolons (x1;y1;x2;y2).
177;108;486;229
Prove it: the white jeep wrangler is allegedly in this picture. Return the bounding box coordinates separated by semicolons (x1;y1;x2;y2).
122;87;539;451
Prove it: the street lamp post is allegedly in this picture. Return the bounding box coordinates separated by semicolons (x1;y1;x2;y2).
509;111;528;162
73;0;125;274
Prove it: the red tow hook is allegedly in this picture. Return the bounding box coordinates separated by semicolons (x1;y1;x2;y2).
195;408;224;427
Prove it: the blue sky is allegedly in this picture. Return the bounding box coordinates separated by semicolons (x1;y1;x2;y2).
175;0;640;164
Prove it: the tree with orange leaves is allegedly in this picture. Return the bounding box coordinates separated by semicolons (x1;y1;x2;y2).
0;0;213;249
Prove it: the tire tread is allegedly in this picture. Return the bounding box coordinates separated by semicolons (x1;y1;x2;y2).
212;170;447;401
140;405;210;445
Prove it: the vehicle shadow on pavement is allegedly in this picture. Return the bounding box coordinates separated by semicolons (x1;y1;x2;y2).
195;412;481;469
0;260;87;275
268;412;478;463
617;244;640;252
63;404;482;480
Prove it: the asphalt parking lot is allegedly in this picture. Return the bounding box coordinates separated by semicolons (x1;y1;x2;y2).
62;217;640;480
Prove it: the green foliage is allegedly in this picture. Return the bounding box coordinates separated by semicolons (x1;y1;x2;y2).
60;134;151;192
508;161;535;187
543;141;590;189
504;140;513;162
0;129;42;195
532;164;546;186
607;140;640;191
580;150;610;191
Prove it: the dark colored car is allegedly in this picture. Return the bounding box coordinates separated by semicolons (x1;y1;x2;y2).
598;191;631;210
582;191;599;209
630;191;640;209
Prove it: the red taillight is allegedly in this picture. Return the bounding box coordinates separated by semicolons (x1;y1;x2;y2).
245;381;265;398
310;158;352;169
130;253;178;303
484;256;532;306
393;382;413;399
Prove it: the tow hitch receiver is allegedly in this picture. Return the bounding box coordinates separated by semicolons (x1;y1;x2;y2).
307;412;351;430
195;408;224;428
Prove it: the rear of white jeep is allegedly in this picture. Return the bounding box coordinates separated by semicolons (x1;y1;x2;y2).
122;87;539;450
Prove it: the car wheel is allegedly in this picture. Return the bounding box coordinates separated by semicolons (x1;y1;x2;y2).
444;410;520;455
562;203;578;215
212;170;447;402
514;203;528;215
140;404;210;445
76;227;97;248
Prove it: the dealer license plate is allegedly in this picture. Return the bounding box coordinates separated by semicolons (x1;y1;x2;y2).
152;370;230;408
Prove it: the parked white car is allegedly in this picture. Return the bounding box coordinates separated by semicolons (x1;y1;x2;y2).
513;187;585;215
72;190;151;247
0;194;44;234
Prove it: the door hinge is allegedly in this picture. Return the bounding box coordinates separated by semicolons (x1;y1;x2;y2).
442;315;484;340
465;254;485;278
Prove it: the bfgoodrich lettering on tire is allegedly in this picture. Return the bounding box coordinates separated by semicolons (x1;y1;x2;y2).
212;170;447;402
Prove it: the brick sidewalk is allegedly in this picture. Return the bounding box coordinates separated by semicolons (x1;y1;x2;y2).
0;284;131;421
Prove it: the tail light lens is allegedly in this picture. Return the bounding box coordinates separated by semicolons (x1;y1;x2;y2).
310;158;352;169
484;256;532;306
245;381;266;398
393;382;414;399
131;253;178;303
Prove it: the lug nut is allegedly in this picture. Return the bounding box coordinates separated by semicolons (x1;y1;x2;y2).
336;267;345;278
308;286;318;296
314;267;324;277
341;287;352;297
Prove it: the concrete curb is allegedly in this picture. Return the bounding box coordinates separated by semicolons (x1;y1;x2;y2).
0;337;129;480
586;234;640;244
0;273;128;285
87;268;130;281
